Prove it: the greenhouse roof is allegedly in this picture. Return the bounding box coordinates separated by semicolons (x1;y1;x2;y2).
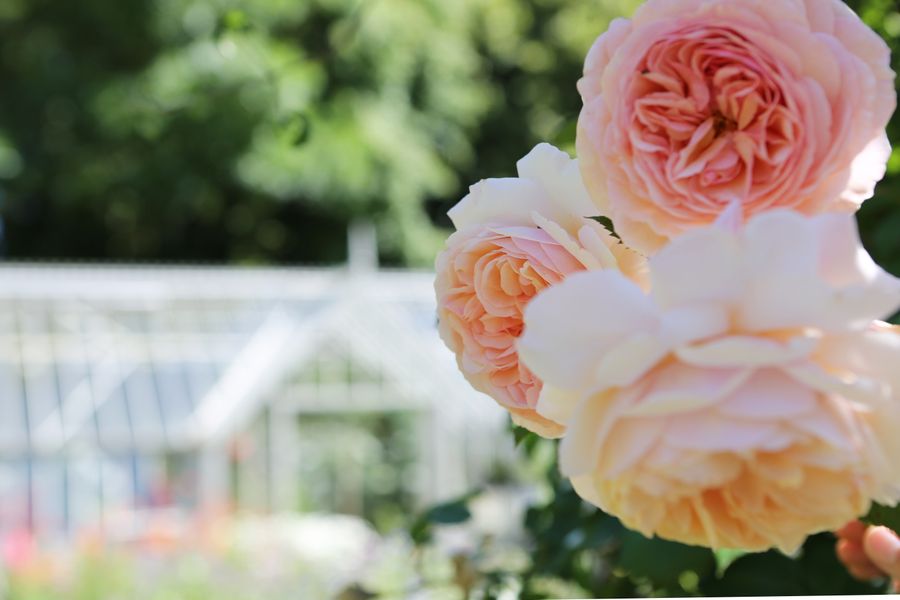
0;263;502;457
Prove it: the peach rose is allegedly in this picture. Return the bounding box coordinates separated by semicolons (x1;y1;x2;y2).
518;209;900;551
577;0;896;254
435;144;646;438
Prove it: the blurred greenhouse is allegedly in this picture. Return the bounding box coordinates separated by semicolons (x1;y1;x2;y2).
0;229;512;548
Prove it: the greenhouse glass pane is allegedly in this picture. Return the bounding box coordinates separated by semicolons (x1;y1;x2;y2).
0;363;27;450
56;362;97;445
206;334;249;364
23;365;63;443
100;455;135;515
184;361;218;402
95;385;133;448
114;311;148;333
230;303;270;334
68;454;102;532
0;460;28;531
155;364;193;441
0;307;16;334
125;366;164;445
32;458;65;534
400;301;439;333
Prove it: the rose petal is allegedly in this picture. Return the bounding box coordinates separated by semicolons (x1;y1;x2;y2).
518;270;658;390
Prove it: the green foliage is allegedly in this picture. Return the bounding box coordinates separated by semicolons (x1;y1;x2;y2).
410;437;894;597
2;0;898;271
6;552;261;600
702;534;887;596
617;531;715;594
863;502;900;532
513;425;540;449
410;489;481;544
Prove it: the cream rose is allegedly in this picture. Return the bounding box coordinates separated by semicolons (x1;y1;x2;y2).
435;144;646;438
577;0;896;254
518;209;900;551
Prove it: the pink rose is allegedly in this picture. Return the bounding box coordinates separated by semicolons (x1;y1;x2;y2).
435;144;646;437
518;209;900;551
577;0;896;254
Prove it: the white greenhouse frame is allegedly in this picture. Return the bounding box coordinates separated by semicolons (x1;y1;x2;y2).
0;259;511;541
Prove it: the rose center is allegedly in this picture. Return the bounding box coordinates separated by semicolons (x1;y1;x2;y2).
712;111;737;137
628;26;800;208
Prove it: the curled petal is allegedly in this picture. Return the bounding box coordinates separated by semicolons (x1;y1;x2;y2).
450;144;597;233
675;334;819;368
518;270;659;390
535;385;582;429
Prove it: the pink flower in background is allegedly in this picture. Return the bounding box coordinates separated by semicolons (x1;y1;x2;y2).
577;0;896;254
435;144;646;438
2;528;36;573
518;209;900;551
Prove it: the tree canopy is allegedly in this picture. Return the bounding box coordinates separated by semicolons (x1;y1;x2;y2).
1;0;898;269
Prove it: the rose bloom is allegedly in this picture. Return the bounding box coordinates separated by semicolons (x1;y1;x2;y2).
518;208;900;551
577;0;896;254
435;143;646;438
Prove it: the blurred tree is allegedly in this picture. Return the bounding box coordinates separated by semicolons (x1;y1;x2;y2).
0;0;642;266
1;0;896;269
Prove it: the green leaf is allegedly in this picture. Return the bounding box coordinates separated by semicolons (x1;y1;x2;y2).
425;500;472;525
583;514;626;549
702;551;807;596
282;113;311;147
222;9;250;32
800;533;889;595
713;548;747;574
861;502;900;531
617;529;716;592
513;426;537;448
550;118;578;148
410;490;480;544
588;216;619;239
